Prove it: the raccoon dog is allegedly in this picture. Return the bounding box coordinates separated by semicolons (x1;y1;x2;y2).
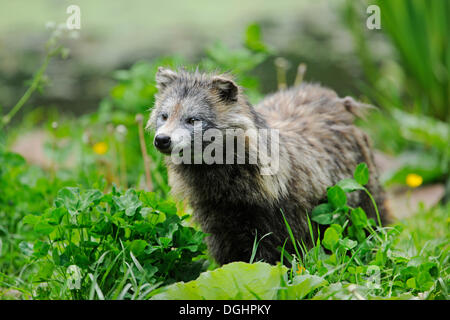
148;67;388;265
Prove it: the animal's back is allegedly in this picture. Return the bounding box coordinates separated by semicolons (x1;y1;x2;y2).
256;83;389;223
257;83;356;137
150;67;389;265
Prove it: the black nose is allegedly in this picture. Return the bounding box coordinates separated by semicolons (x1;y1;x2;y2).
154;134;171;150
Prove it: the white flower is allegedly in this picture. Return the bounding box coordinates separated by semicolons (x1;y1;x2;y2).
116;124;128;135
45;21;56;30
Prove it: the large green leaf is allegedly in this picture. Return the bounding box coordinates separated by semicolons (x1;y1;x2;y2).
354;163;369;185
350;207;368;227
337;178;364;193
55;187;103;217
327;186;347;209
392;109;449;152
151;262;287;300
323;227;341;251
113;189;142;216
244;23;271;53
282;274;328;299
311;203;334;225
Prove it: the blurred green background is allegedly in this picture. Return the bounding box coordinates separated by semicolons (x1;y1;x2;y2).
0;0;381;114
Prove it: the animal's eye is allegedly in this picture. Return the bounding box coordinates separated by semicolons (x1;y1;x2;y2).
186;117;199;125
160;113;168;121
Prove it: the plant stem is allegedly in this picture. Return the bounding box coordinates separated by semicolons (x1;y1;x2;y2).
364;187;383;229
107;124;119;186
1;46;60;127
274;57;289;90
136;114;153;191
117;140;127;189
294;63;307;86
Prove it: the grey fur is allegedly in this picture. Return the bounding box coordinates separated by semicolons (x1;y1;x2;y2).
148;67;389;265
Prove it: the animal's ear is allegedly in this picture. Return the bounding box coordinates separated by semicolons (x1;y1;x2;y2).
155;67;178;91
211;76;239;103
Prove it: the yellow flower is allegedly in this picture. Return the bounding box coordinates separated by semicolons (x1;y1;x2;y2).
93;142;108;155
296;265;305;275
406;173;423;188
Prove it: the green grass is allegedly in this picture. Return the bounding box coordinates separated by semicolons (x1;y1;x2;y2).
149;184;449;300
345;0;449;121
1;153;447;300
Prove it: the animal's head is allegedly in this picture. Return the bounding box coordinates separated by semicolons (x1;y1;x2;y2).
147;67;259;156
